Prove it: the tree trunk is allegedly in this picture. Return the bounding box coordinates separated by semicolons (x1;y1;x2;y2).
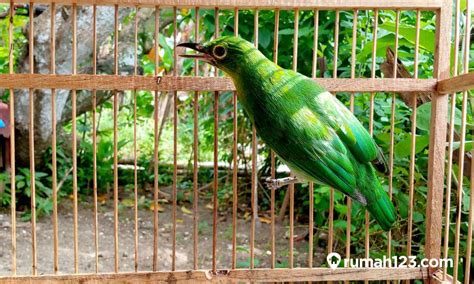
15;6;172;167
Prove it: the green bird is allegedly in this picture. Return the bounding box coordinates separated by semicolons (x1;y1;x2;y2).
178;36;396;231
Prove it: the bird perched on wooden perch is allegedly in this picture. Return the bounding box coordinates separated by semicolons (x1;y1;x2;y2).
178;36;396;231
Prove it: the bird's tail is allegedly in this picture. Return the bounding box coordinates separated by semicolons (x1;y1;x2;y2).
366;183;396;231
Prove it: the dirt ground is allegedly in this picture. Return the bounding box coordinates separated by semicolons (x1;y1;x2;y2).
0;189;327;276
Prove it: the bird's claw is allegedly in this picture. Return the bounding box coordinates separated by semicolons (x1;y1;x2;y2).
265;177;281;190
265;176;299;190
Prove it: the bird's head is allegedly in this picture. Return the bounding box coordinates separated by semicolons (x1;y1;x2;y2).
178;36;258;76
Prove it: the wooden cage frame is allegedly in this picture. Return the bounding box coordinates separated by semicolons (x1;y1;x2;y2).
0;0;472;283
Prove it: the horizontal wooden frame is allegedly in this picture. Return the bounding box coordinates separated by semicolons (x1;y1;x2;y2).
0;74;437;93
0;0;443;9
0;267;428;283
437;72;474;94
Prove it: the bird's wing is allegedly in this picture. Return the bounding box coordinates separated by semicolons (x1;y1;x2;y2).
310;88;382;165
275;105;360;199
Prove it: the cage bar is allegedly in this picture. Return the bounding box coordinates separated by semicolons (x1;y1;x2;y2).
231;6;238;270
212;7;219;273
113;4;120;273
152;5;160;272
28;2;37;275
49;2;59;274
270;7;279;270
462;3;472;283
0;267;430;283
249;8;259;269
453;0;471;281
406;8;420;261
388;9;400;260
346;8;358;271
0;0;445;9
328;9;340;260
288;8;300;269
91;3;99;274
171;6;178;271
133;5;139;273
0;75;437;93
424;0;452;268
366;9;379;267
193;6;200;271
8;0;16;276
71;3;79;273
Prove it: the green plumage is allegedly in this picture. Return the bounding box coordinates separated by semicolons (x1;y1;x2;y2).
182;36;396;230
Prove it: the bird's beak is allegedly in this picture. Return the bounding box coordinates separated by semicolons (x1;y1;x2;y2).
177;42;214;64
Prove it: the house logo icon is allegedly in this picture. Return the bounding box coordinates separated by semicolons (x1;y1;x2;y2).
327;252;341;269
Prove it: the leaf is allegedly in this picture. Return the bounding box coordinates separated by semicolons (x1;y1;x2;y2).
205;203;214;210
394;134;430;158
417;102;463;132
379;22;435;53
397;193;409;219
181;206;192;215
149;203;165;212
413;211;424;223
357;34;411;62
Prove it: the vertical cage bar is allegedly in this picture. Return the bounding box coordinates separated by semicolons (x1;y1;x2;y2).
133;5;139;273
407;9;419;262
193;6;200;271
308;7;318;270
464;1;474;284
113;4;120;273
452;16;469;284
366;9;378;267
388;9;400;260
463;2;472;281
308;181;314;268
249;8;258;270
288;8;299;270
460;1;472;282
311;9;319;79
91;4;99;274
8;0;16;275
345;9;358;271
152;5;160;272
71;3;78;273
171;6;178;272
328;9;340;259
292;9;298;72
270;8;279;270
332;10;339;78
231;6;238;270
212;7;219;273
50;2;58;274
28;2;37;275
443;0;460;279
425;0;452;272
453;73;467;281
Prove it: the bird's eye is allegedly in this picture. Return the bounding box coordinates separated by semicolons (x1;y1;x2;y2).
212;45;227;59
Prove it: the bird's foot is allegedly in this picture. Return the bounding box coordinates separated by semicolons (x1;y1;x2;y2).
265;176;299;190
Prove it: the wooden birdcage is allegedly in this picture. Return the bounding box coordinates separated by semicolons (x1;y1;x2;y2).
0;0;472;283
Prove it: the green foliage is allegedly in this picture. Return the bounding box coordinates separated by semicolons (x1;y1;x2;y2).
0;4;28;74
